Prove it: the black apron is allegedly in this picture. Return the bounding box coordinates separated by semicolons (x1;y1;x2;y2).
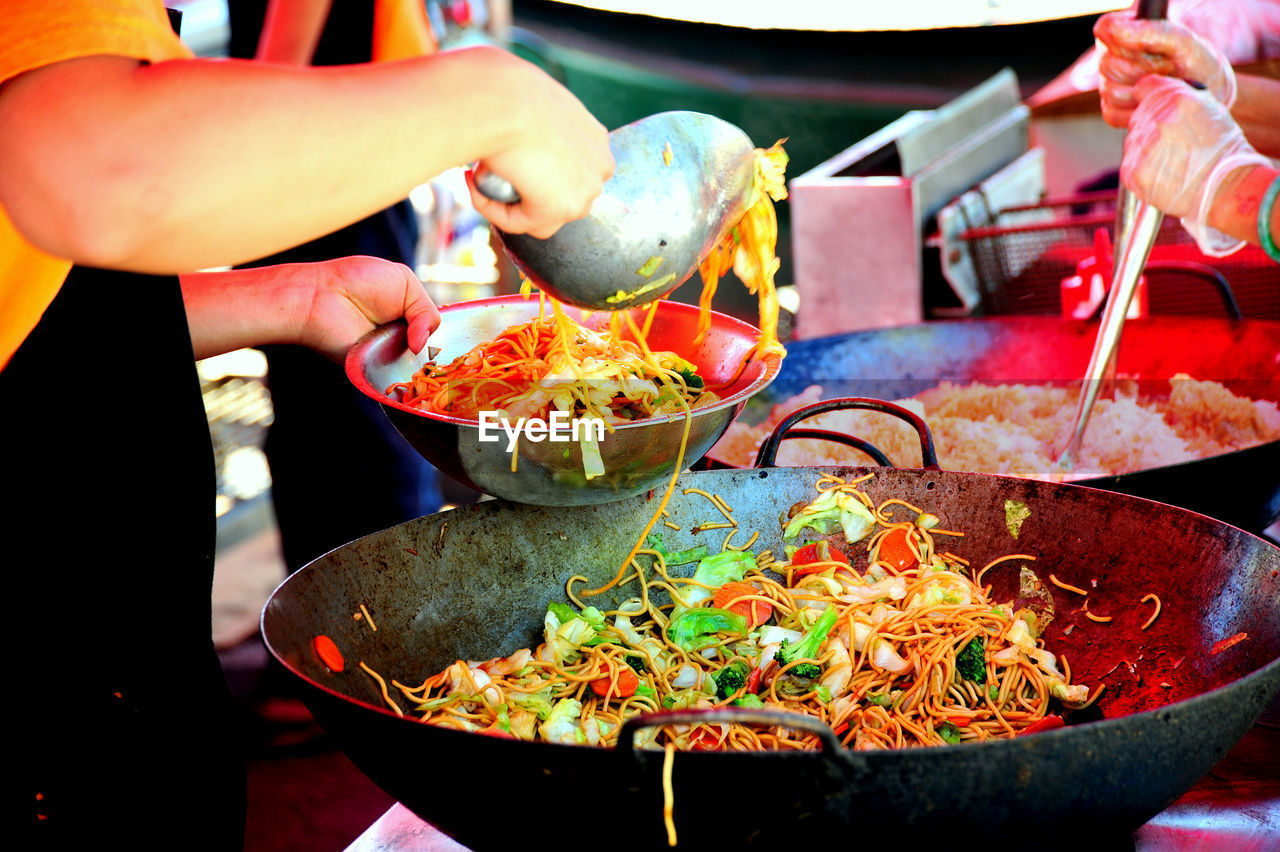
3;266;246;848
228;0;443;574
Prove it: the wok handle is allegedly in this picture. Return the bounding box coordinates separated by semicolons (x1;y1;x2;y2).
753;397;940;470
776;429;894;467
615;707;845;757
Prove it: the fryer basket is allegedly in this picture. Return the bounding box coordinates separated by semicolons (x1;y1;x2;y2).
952;190;1279;320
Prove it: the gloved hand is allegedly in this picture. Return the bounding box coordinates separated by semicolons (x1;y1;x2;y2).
1094;11;1237;128
1126;73;1274;255
1122;74;1271;256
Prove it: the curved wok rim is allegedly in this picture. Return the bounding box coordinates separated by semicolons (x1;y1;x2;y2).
259;465;1280;763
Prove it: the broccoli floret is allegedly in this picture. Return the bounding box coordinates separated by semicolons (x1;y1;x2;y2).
788;662;821;679
657;353;705;390
625;654;648;674
713;661;751;700
937;721;963;744
677;366;704;390
774;606;839;670
956;638;987;684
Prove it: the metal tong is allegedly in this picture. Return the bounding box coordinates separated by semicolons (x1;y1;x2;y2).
1056;195;1164;469
1055;0;1169;470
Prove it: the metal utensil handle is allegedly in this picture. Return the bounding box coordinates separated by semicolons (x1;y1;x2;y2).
1062;0;1168;468
753;397;940;470
615;707;845;758
1059;202;1165;466
1112;0;1168;252
473;166;520;204
1135;0;1169;18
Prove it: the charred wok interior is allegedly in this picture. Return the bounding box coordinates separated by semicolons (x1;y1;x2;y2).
263;466;1280;848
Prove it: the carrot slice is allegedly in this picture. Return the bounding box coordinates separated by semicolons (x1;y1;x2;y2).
1020;714;1065;736
713;581;774;628
589;666;640;698
313;634;345;672
877;527;919;570
1210;632;1248;656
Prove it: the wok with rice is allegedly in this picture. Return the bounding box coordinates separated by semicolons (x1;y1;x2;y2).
706;316;1280;532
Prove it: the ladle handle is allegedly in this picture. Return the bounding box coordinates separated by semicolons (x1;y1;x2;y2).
473;167;521;204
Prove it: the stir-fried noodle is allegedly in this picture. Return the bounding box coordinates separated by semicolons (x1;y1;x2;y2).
388;301;720;425
363;473;1095;752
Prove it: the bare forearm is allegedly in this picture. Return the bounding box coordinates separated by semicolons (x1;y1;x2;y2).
181;256;440;362
1206;163;1280;251
180;266;309;359
0;47;526;272
1231;75;1280;159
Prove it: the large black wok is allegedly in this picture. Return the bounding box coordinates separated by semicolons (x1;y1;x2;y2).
705;316;1280;533
262;460;1280;849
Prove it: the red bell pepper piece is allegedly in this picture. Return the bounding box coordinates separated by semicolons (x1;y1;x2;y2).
1020;714;1065;735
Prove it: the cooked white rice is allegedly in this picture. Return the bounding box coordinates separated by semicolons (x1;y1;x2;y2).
710;375;1280;480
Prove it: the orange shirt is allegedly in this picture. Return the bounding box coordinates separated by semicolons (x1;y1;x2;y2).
0;0;192;369
373;0;438;62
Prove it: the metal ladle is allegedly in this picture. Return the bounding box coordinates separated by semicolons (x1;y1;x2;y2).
474;110;757;311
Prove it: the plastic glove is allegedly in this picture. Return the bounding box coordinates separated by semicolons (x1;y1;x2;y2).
1094;11;1237;128
1122;75;1271;256
1168;0;1280;64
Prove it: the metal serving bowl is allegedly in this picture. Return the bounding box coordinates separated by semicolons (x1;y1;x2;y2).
346;295;780;505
